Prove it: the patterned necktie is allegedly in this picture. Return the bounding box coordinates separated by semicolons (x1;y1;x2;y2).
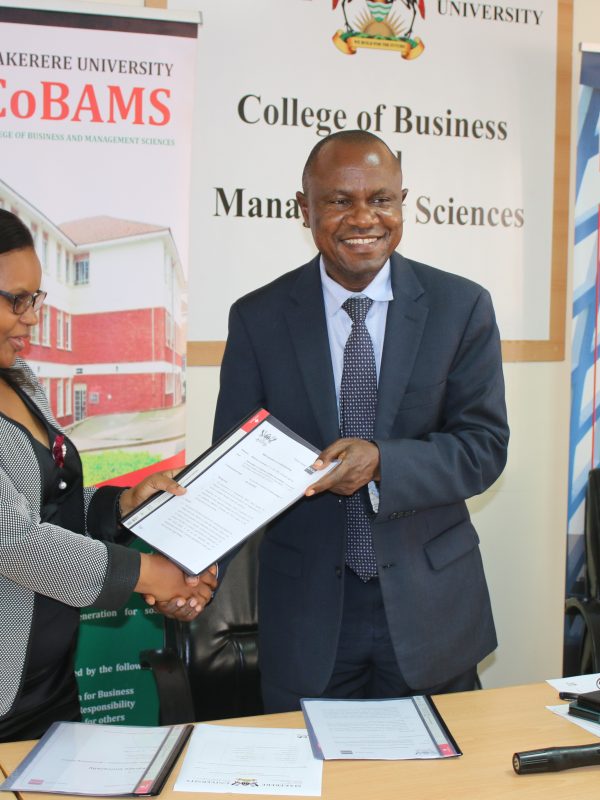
340;296;378;581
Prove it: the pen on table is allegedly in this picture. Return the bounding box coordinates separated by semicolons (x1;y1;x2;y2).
558;692;579;701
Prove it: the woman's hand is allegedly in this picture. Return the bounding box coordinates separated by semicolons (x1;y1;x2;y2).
119;469;185;518
124;469;219;621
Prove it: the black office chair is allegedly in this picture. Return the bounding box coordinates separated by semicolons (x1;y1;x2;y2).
141;531;263;724
565;469;600;675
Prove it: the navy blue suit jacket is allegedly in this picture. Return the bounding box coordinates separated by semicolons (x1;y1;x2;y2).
213;252;509;695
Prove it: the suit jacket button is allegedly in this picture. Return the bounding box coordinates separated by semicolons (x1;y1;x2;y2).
335;567;342;578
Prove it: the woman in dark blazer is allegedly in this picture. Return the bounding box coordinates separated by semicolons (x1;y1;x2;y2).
0;209;215;741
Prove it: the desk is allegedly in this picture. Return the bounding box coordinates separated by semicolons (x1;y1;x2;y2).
0;683;599;799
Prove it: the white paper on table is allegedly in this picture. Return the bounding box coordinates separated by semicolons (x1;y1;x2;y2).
546;673;600;694
174;725;322;796
546;703;600;737
300;697;460;760
123;410;337;574
0;723;174;795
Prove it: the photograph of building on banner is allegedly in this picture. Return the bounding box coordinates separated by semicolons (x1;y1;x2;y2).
0;4;198;726
0;179;186;485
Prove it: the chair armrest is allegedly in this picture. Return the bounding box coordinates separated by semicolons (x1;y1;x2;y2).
139;647;195;725
565;598;600;675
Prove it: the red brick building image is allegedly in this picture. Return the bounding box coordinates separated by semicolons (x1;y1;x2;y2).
0;181;186;428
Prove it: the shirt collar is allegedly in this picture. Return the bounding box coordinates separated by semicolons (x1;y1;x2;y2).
319;257;393;319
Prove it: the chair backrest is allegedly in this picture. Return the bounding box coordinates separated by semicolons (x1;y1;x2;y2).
164;530;263;722
586;469;600;599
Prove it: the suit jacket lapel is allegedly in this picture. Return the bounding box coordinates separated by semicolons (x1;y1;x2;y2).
285;257;340;445
375;254;428;439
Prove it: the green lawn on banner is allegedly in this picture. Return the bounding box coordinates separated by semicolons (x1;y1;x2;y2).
80;451;161;486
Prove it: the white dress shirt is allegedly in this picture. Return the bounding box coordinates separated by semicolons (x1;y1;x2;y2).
319;257;393;407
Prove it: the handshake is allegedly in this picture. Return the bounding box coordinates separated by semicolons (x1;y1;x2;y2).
137;555;218;622
120;469;219;622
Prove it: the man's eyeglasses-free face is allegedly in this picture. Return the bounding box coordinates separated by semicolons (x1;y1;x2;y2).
0;289;47;315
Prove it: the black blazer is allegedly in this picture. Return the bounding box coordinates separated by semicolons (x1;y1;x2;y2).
213;252;509;695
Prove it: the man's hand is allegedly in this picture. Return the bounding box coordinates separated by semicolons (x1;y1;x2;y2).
144;564;219;621
119;469;185;518
305;438;380;496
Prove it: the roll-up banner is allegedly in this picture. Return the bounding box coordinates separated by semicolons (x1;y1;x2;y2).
566;47;600;608
0;2;198;724
186;0;568;366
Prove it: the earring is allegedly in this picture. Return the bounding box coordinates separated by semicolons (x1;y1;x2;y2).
302;222;309;228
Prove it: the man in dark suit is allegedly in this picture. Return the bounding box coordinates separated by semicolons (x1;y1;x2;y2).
213;130;509;712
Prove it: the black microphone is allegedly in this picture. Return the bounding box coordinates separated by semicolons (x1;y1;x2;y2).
513;743;600;774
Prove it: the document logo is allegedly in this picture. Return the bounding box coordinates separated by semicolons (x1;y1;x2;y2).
232;778;259;787
332;0;426;58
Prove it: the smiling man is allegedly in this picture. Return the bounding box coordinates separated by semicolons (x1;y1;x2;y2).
213;130;509;712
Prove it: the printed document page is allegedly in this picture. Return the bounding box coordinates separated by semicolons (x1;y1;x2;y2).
125;411;336;574
174;725;322;796
301;697;460;760
547;673;600;695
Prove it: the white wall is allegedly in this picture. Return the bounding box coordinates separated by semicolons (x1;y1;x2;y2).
471;0;596;688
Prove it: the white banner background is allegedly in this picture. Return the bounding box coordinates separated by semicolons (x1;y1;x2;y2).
185;0;557;345
0;11;195;267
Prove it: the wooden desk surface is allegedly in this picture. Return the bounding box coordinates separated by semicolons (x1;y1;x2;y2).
1;683;599;799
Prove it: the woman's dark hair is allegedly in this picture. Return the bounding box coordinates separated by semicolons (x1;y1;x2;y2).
0;208;34;255
0;209;36;389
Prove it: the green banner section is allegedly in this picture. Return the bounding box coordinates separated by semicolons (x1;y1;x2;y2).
74;540;163;726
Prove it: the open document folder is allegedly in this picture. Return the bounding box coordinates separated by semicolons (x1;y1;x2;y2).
301;697;461;760
0;722;192;796
121;409;337;575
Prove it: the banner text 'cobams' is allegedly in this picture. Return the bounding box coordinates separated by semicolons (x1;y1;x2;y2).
0;81;171;125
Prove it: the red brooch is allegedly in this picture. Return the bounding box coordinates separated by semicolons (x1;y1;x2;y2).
52;434;66;469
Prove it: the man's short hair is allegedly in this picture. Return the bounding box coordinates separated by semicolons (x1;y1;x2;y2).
301;130;399;192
